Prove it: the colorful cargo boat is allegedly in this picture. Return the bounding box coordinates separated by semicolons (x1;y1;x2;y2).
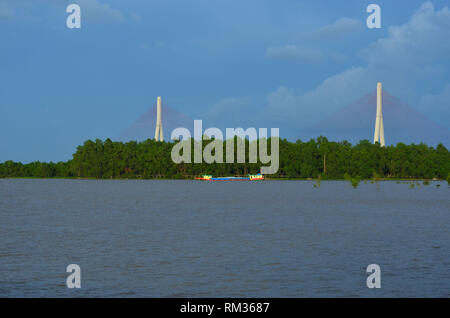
195;174;264;181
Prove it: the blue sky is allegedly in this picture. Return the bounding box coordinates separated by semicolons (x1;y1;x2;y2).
0;0;449;162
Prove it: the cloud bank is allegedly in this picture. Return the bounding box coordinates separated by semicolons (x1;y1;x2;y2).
264;2;450;130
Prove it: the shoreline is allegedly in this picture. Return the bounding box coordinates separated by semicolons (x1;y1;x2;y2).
1;177;446;182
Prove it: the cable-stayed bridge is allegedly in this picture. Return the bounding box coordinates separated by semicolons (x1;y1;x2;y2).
119;90;449;147
302;88;449;146
118;101;194;142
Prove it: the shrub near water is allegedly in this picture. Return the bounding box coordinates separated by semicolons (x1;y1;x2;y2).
351;177;361;188
372;171;380;183
344;172;360;188
313;174;321;188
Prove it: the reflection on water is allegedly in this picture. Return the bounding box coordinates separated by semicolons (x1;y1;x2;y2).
0;179;449;297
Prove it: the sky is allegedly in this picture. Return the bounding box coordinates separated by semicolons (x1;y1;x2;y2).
0;0;449;162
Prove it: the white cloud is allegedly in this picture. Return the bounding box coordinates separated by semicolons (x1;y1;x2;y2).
207;97;252;117
266;45;325;63
267;67;370;125
361;1;450;71
418;83;450;127
203;97;256;127
264;1;450;129
309;17;363;40
76;0;124;23
265;17;361;63
266;44;347;63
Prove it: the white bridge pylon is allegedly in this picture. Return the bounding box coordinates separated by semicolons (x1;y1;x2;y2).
373;82;385;147
154;96;164;142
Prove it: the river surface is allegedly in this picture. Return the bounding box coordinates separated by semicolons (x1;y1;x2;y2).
0;179;449;297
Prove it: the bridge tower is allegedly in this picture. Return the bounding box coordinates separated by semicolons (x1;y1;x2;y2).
154;96;164;142
373;82;385;147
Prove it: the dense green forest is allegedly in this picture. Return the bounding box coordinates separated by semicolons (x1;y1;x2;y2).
1;137;449;180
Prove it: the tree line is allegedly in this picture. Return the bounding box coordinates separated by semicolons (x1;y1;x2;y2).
1;137;449;180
